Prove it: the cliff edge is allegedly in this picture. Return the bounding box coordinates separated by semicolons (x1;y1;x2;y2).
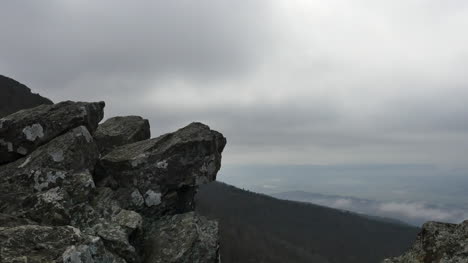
0;99;226;263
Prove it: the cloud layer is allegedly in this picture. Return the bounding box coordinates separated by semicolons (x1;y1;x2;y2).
2;0;468;168
273;191;468;226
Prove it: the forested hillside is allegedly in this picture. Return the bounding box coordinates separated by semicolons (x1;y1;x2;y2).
196;182;419;263
0;75;52;117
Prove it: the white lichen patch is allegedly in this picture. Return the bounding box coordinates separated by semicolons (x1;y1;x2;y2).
67;226;82;237
144;189;161;207
62;244;95;263
18;156;31;168
39;187;64;203
131;189;144;207
156;160;168;169
17;146;28;155
22;123;44;141
49;149;64;162
74;126;93;143
33;170;66;191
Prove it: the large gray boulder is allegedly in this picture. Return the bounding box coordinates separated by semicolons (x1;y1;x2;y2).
95;122;226;216
383;220;468;263
0;123;143;261
94;116;151;155
0;224;125;263
143;212;220;263
0;126;99;225
0;101;105;164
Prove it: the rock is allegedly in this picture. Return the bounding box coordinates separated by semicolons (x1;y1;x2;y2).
0;213;37;227
94;223;138;262
143;212;220;263
95;122;226;215
0;97;224;263
383;220;468;263
0;224;124;263
79;198;144;263
94;116;151;154
0;126;99;225
0;74;53;118
0;100;105;164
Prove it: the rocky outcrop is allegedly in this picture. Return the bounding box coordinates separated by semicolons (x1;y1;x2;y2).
383;220;468;263
143;212;220;263
95;122;226;216
0;224;125;263
0;74;53;118
94;116;151;154
0;101;105;164
0;100;225;263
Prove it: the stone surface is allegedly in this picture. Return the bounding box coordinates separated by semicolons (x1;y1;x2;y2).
94;116;151;155
0;224;124;263
143;212;220;263
0;100;104;164
383;220;468;263
0;98;224;263
0;126;99;225
95;122;226;216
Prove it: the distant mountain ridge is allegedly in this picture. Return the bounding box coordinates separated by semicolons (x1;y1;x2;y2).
0;74;52;117
196;181;419;263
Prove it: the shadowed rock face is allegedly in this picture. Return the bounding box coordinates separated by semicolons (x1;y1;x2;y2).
383;220;468;263
94;116;151;155
143;212;220;263
0;224;124;263
95;122;226;216
0;97;224;262
0;125;99;225
0;101;105;164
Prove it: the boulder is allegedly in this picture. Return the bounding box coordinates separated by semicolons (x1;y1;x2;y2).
0;224;124;263
143;212;220;263
0;126;99;225
383;220;468;263
94;116;151;154
0;101;105;164
95;122;226;215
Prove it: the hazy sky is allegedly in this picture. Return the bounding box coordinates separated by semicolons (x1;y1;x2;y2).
2;0;468;170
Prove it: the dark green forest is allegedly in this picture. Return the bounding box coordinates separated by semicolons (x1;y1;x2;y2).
196;182;419;263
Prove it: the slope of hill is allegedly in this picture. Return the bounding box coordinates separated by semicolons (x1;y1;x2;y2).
0;75;52;117
196;181;420;263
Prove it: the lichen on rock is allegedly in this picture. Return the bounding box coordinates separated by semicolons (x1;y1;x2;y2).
0;101;105;164
383;220;468;263
0;100;225;263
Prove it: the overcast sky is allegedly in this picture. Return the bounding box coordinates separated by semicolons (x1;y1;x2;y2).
2;0;468;170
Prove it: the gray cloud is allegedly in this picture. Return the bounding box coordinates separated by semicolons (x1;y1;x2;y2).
1;0;468;169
